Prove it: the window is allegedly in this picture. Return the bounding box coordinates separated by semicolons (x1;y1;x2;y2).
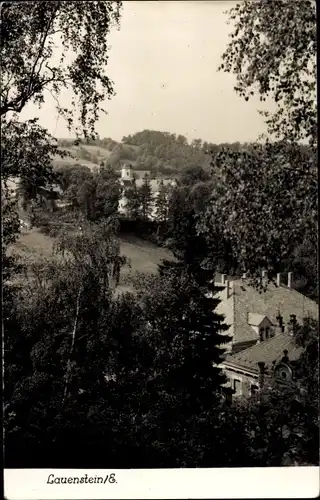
233;378;242;396
265;327;270;340
259;328;264;342
251;384;259;396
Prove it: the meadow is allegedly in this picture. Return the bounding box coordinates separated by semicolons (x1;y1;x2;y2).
10;227;173;294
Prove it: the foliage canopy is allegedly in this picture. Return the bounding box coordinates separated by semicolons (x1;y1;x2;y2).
220;0;317;144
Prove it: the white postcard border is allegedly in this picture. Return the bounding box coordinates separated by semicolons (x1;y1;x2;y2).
4;467;320;500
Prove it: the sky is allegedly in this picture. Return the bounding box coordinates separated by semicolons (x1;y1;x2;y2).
21;1;272;144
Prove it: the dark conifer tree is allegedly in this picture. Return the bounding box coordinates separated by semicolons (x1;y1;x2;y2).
139;173;153;220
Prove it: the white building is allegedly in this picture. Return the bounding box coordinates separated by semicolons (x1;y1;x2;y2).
118;163;176;219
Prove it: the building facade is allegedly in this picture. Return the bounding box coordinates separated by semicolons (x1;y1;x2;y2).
221;332;304;398
214;271;318;400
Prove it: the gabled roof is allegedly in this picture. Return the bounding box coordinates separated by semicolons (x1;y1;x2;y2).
214;279;318;345
223;332;303;374
247;313;270;327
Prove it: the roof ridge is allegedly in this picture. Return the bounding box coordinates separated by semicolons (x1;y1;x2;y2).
230;278;317;303
230;332;295;359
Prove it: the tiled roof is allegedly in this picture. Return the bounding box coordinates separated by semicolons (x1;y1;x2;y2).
134;170;152;178
135;178;175;193
214;278;318;345
223;332;303;374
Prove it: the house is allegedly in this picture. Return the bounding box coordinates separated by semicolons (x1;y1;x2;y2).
220;331;304;399
2;177;68;209
213;271;318;354
118;163;176;218
212;270;318;400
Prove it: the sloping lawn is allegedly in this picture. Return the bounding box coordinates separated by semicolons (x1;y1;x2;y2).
9;229;173;294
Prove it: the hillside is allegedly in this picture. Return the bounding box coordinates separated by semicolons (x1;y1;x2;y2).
54;131;261;178
54;130;219;176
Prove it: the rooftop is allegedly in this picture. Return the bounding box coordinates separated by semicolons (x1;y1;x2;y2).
135;178;175;193
214;277;318;345
223;332;303;374
247;313;268;327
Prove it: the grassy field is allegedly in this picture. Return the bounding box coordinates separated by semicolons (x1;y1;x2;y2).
9;228;173;294
9;229;55;260
53;143;144;172
52;153;100;172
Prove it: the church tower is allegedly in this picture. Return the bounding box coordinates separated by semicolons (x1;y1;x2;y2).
121;163;133;182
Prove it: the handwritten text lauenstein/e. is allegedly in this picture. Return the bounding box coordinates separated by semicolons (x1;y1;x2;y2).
47;473;117;484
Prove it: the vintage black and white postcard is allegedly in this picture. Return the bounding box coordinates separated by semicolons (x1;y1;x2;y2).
2;1;318;498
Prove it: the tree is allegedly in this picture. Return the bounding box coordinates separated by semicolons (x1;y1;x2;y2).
76;178;97;221
4;219;132;467
139;173;153;220
220;0;317;144
1;118;63;289
154;180;169;223
1;1;123;291
180;165;211;186
233;318;319;467
0;1;122;137
133;262;231;467
94;164;121;219
197;141;317;288
1;184;22;288
55;163;121;222
57;164;91;194
125;178;141;219
176;134;188;146
191;138;202;150
1;119;60;210
166;177;215;270
129;163;234;465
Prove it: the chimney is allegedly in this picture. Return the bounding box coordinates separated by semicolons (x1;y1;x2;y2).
242;272;247;280
287;272;293;288
276;311;285;334
281;349;289;364
226;280;230;299
262;270;267;279
221;274;226;285
288;314;297;336
276;273;281;287
258;361;265;389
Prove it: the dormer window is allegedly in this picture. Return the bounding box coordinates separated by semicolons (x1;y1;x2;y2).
247;313;272;343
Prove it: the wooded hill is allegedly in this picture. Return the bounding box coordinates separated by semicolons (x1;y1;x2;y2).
54;129;250;176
